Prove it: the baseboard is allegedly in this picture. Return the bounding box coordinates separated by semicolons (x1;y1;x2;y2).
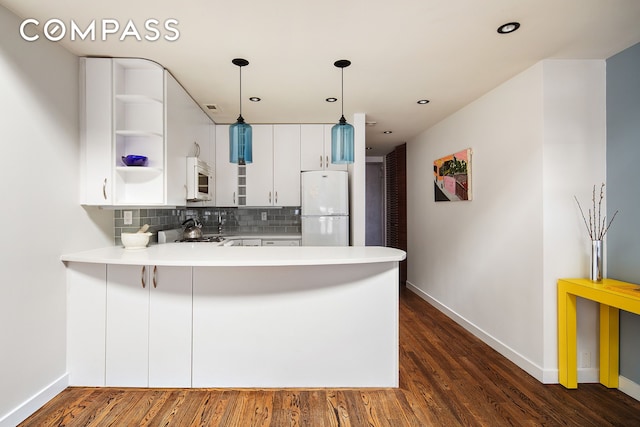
406;281;547;383
619;376;640;401
0;374;68;427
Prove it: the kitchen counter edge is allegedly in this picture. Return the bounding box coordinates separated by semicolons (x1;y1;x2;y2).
61;244;407;267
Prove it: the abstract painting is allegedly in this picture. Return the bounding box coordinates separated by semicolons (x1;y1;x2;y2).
433;148;472;202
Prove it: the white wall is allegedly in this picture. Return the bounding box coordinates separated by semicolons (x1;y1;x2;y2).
349;113;366;246
406;60;605;383
0;5;113;425
541;60;606;381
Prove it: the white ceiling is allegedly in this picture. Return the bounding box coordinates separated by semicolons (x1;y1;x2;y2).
3;0;640;156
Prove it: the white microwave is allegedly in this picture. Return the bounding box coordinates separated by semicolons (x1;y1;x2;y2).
186;157;213;201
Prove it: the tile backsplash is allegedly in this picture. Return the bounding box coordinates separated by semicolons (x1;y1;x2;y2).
114;207;301;245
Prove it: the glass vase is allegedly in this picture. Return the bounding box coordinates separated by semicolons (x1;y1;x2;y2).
590;240;603;282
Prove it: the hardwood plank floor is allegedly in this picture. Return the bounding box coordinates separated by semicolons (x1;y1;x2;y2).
20;289;640;426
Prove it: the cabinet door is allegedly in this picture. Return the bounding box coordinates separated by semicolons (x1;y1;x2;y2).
215;125;238;206
165;72;193;205
300;124;325;171
245;125;274;206
67;263;107;386
273;125;301;206
80;58;113;205
188;109;215;207
148;266;192;387
106;264;192;387
106;264;149;387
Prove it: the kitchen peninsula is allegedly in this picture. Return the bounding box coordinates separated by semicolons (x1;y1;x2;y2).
61;244;406;388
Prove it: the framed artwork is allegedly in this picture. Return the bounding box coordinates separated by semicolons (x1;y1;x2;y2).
433;148;472;202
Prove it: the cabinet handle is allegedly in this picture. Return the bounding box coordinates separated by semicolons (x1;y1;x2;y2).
275;191;278;204
320;155;323;168
141;266;146;288
152;266;157;288
325;156;329;169
233;191;236;205
102;178;107;200
269;191;272;204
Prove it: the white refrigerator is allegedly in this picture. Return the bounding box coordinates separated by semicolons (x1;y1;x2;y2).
301;171;349;246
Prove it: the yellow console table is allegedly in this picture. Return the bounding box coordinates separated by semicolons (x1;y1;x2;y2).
558;278;640;389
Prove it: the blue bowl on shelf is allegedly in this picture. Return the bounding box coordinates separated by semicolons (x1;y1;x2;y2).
122;155;148;167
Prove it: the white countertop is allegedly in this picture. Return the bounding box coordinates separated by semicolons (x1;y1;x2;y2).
61;244;406;267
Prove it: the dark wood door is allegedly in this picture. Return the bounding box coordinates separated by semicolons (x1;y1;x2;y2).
386;143;407;285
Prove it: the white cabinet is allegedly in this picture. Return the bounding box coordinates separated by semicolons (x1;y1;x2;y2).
80;58;113;204
245;124;301;207
80;57;165;205
165;72;192;206
300;124;347;171
105;264;192;387
185;109;216;207
262;239;301;246
166;73;215;207
81;57;213;207
273;125;302;206
67;263;107;386
245;125;275;206
215;124;240;206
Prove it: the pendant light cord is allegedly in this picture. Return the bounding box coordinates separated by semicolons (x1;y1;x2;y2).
340;66;344;119
239;65;243;119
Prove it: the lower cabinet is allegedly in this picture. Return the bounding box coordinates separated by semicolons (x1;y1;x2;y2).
67;263;107;386
67;263;192;387
106;264;192;387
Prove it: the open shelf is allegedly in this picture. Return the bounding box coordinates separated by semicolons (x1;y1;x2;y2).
115;130;163;138
115;166;163;176
115;94;163;104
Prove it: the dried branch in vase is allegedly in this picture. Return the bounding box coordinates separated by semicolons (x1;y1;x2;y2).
574;183;618;241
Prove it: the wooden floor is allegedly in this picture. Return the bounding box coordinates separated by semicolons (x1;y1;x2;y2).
20;289;640;426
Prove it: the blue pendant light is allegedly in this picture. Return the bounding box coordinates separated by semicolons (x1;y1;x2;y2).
331;59;354;164
229;58;252;165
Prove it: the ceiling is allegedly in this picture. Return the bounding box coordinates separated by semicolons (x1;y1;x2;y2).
3;0;640;156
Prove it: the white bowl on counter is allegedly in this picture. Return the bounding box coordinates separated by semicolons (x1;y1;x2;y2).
121;232;152;250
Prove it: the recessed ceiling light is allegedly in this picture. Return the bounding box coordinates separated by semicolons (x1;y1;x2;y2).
497;22;520;34
417;99;430;105
383;130;392;134
249;97;261;102
326;97;337;102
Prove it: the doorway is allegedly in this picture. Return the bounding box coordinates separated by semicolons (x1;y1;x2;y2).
365;161;385;246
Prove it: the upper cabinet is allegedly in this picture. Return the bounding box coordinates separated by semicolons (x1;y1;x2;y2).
245;125;274;206
214;125;239;207
166;73;215;207
246;125;301;207
80;57;214;207
79;57;346;208
300;124;347;172
215;124;301;207
272;125;302;206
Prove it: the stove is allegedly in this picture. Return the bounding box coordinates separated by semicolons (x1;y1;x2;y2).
176;236;225;243
158;229;224;244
